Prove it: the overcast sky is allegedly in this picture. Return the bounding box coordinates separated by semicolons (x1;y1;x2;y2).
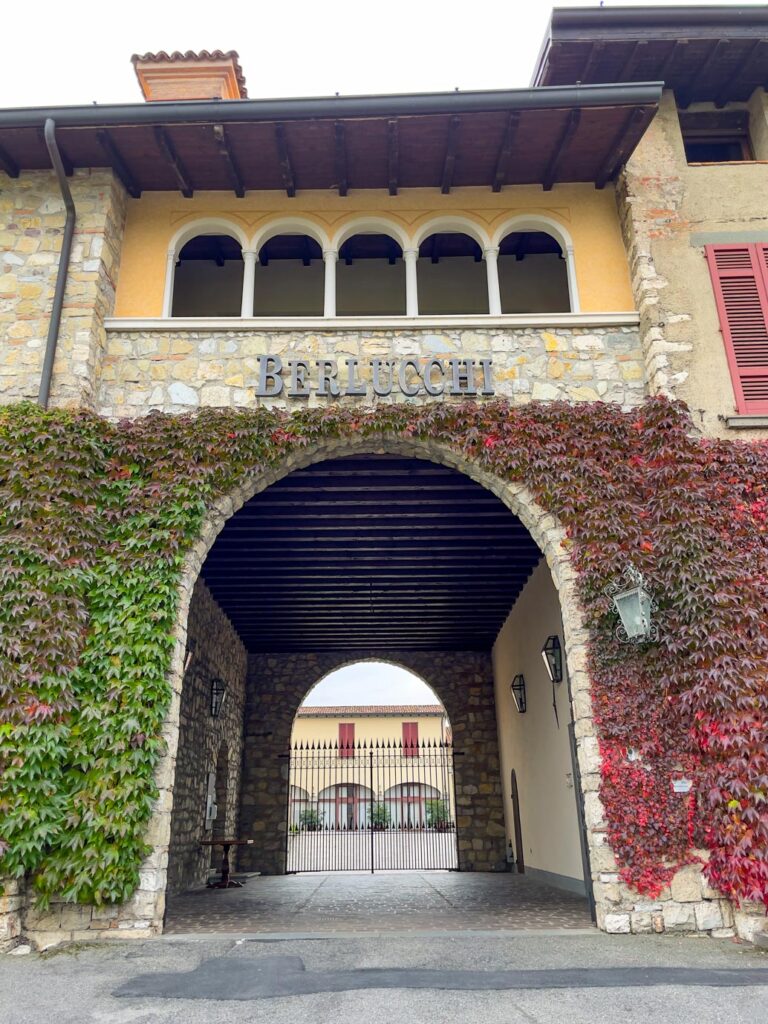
302;663;441;708
1;0;745;109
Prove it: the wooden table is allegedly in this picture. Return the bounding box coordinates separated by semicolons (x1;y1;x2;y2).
200;838;255;889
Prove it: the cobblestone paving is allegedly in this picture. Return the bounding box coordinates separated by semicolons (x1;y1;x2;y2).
164;872;593;934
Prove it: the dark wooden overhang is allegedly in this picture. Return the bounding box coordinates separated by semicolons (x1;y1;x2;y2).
533;5;768;107
0;82;660;196
200;455;542;653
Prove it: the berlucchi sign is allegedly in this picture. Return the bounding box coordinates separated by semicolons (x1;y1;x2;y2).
255;355;495;399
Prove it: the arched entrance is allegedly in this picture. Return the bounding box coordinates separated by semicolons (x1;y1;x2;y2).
155;436;596;930
287;663;458;872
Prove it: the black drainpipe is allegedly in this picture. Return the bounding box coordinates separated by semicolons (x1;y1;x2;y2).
38;118;76;409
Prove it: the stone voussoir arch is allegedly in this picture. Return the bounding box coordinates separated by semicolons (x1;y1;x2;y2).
131;432;601;931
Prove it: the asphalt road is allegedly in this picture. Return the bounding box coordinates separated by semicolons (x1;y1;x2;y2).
2;931;768;1024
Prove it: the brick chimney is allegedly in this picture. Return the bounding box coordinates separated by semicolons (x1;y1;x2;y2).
131;50;248;101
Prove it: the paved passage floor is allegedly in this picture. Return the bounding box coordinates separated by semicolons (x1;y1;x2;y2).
164;872;593;934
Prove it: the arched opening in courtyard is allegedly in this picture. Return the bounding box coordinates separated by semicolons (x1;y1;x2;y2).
161;447;595;931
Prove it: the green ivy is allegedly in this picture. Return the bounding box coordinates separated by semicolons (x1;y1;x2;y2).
0;398;766;908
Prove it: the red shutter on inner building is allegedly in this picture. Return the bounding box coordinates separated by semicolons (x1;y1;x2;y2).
339;722;354;758
705;243;768;414
402;721;419;757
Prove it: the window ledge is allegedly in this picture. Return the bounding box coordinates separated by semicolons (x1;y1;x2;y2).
105;312;639;332
724;415;768;430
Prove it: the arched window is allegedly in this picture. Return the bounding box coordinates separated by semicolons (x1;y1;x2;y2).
336;234;405;315
417;233;489;315
497;231;571;313
172;234;243;316
252;234;324;316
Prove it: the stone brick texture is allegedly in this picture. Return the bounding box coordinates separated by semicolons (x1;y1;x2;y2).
0;170;126;409
238;650;508;875
96;324;645;417
166;579;247;894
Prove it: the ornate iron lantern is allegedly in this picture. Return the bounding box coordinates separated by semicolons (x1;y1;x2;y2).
541;635;563;684
210;677;228;719
510;674;527;714
605;564;658;643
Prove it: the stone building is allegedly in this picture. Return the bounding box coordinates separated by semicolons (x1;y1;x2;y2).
1;6;768;948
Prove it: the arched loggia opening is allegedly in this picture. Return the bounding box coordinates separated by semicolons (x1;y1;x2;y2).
336;234;406;315
417;233;489;314
251;234;324;316
498;231;571;313
172;234;244;316
162;447;592;933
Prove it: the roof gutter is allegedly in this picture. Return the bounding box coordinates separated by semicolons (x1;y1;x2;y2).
549;5;768;30
38;119;75;409
0;82;663;131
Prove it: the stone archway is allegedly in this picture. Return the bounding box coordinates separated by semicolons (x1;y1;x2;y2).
135;435;597;932
239;650;506;875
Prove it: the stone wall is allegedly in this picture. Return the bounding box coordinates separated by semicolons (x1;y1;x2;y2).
96;322;645;417
166;579;247;894
618;88;768;438
239;650;507;875
0;169;126;409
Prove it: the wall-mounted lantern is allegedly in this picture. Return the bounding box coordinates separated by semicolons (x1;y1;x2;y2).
605;564;658;643
210;678;228;719
541;635;563;684
510;674;527;714
184;637;197;673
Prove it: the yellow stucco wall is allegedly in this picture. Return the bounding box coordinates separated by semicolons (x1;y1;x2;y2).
289;712;453;819
492;561;584;887
291;712;446;747
114;185;635;317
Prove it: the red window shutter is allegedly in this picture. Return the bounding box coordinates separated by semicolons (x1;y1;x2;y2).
338;722;354;758
403;722;419;757
705;244;768;414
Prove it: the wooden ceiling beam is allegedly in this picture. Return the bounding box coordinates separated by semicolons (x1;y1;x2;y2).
595;106;648;189
577;41;604;84
492;111;521;193
274;122;296;197
715;39;763;107
543;108;581;192
677;39;728;108
622;41;649;83
153;126;193;198
387;119;399;196
659;39;686;82
441;115;461;194
0;142;19;178
96;129;141;198
213;124;245;198
334;121;348;197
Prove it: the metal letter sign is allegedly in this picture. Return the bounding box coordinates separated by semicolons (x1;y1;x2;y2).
253;356;494;400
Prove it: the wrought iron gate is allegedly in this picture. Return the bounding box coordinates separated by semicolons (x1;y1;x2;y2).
285;738;458;872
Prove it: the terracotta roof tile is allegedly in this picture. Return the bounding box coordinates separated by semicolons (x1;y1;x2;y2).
131;50;248;98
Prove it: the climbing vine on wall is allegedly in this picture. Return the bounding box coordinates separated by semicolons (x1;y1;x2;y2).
1;397;767;908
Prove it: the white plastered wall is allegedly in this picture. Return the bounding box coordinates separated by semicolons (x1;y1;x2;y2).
492;560;584;891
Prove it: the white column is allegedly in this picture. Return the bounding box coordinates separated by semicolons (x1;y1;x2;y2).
240;250;257;317
565;244;580;312
403;248;419;317
484;246;502;316
323;249;338;317
162;250;176;317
